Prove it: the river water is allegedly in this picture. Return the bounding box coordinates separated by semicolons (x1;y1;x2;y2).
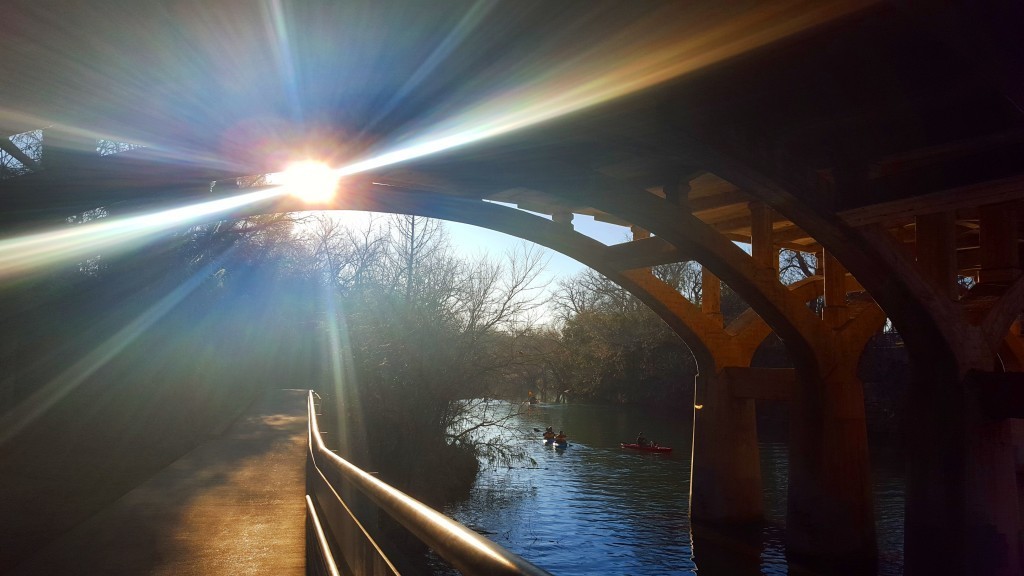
442;402;905;575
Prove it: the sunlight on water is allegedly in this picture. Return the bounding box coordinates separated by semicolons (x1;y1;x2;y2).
441;402;905;576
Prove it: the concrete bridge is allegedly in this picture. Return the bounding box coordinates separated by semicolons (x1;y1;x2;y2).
3;1;1024;574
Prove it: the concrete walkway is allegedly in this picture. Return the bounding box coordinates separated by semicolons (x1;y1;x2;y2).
11;389;308;575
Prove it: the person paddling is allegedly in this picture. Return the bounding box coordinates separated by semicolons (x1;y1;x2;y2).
636;432;648;447
555;430;567;444
543;427;555;441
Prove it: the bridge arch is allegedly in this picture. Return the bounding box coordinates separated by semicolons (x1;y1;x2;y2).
358;159;889;559
256;184;720;370
676;139;1024;575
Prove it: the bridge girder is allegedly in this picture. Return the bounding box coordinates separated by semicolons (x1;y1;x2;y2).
4;1;1024;574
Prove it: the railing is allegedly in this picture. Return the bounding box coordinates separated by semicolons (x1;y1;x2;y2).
305;391;553;576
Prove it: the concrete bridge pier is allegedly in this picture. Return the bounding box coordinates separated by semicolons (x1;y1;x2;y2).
689;369;763;524
786;368;876;564
690;360;878;564
785;254;881;564
965;407;1022;576
903;365;1024;576
682;236;882;565
894;204;1024;575
689;266;767;526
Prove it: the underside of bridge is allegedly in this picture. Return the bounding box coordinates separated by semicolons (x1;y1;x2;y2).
3;1;1024;574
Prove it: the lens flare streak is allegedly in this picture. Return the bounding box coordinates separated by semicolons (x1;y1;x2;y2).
332;0;873;176
0;0;871;282
0;255;231;445
0;188;283;279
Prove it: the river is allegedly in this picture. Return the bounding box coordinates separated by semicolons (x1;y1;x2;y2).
441;402;905;575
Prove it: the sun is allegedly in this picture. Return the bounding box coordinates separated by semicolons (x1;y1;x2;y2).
278;161;341;204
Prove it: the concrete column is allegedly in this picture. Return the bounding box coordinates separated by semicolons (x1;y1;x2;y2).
788;368;876;562
822;250;849;327
552;211;574;229
689;524;763;575
966;413;1023;576
750;202;778;272
916;211;958;300
905;367;1023;576
701;266;723;328
786;367;877;566
631;226;653;273
664;179;691;209
1013;420;1024;572
630;225;650;241
690;370;763;524
901;205;1024;575
979;202;1020;285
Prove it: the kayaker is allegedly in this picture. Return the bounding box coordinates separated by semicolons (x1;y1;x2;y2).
636;432;648;447
543;427;555;441
556;430;567;443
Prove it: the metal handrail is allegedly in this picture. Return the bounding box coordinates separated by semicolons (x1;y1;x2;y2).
305;495;342;576
306;390;553;576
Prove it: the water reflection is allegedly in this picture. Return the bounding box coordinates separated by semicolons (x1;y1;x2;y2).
691;524;767;575
442;402;904;575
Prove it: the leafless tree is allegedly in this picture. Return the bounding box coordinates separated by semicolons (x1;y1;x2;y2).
297;213;390;292
296;215;553;499
0;130;42;179
654;260;703;303
779;249;819;285
387;214;449;302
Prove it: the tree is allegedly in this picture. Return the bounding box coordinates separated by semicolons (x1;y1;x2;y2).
779;249;819;285
387;214;448;302
654;260;703;304
295;217;551;506
549;266;697;405
296;212;389;292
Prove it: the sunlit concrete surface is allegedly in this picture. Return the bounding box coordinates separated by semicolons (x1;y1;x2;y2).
9;389;307;575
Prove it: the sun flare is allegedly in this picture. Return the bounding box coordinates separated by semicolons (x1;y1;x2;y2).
279;161;341;204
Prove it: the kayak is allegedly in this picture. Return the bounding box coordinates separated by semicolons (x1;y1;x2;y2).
544;439;569;448
620;443;672;453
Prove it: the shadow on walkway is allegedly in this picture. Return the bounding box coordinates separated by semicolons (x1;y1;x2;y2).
9;389;307;575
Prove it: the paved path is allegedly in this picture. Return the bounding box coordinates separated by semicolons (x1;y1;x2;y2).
11;389;308;575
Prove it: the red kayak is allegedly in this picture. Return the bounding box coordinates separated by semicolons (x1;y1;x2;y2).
620;443;673;453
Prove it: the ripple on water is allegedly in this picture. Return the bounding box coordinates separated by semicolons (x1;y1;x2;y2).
442;403;904;576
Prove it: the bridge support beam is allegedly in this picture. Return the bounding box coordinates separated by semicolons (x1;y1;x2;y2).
915;211;958;299
701;266;723;327
822;250;849;327
750;202;779;271
905;368;1023;576
979;203;1020;285
787;299;883;565
900;205;1024;575
690;370;763;524
787;368;876;564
